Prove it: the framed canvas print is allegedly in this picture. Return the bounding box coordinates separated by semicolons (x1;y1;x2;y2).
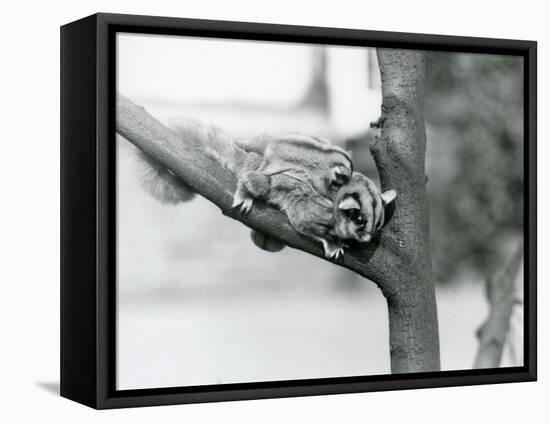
60;13;537;409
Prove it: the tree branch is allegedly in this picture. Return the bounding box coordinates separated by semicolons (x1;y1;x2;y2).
474;244;523;369
116;95;399;291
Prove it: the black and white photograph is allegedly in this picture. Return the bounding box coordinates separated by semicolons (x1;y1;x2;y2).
3;0;547;419
115;31;526;390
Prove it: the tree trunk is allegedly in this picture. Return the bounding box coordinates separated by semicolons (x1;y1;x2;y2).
373;49;440;372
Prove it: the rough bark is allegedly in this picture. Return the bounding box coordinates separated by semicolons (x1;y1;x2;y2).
371;49;440;373
116;48;440;373
474;244;523;369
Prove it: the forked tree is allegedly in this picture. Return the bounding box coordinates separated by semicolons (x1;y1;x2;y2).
116;48;441;373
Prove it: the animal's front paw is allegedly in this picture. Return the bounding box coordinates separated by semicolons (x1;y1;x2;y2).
231;193;254;214
321;239;346;261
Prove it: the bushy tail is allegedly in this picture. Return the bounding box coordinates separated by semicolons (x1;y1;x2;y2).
137;119;248;204
137;151;196;204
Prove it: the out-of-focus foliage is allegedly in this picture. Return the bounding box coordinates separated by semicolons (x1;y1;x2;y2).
424;52;523;283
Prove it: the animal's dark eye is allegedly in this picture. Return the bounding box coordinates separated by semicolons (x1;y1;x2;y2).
342;208;358;218
354;214;366;226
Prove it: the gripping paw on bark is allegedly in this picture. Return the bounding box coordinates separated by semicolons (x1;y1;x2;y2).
320;239;346;261
231;193;254;214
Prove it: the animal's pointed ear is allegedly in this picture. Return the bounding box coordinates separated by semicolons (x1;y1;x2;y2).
331;165;351;186
338;195;361;211
333;166;349;177
381;189;397;205
347;150;353;159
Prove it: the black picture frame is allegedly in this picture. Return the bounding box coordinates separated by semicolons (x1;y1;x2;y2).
60;12;537;409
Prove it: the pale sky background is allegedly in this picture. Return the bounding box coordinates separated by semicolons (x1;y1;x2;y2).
117;33;313;106
117;32;382;136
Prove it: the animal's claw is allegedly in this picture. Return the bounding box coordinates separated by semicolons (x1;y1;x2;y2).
240;198;253;214
321;239;345;261
231;199;241;209
232;193;254;215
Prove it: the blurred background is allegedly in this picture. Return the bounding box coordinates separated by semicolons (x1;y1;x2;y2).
116;33;524;389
